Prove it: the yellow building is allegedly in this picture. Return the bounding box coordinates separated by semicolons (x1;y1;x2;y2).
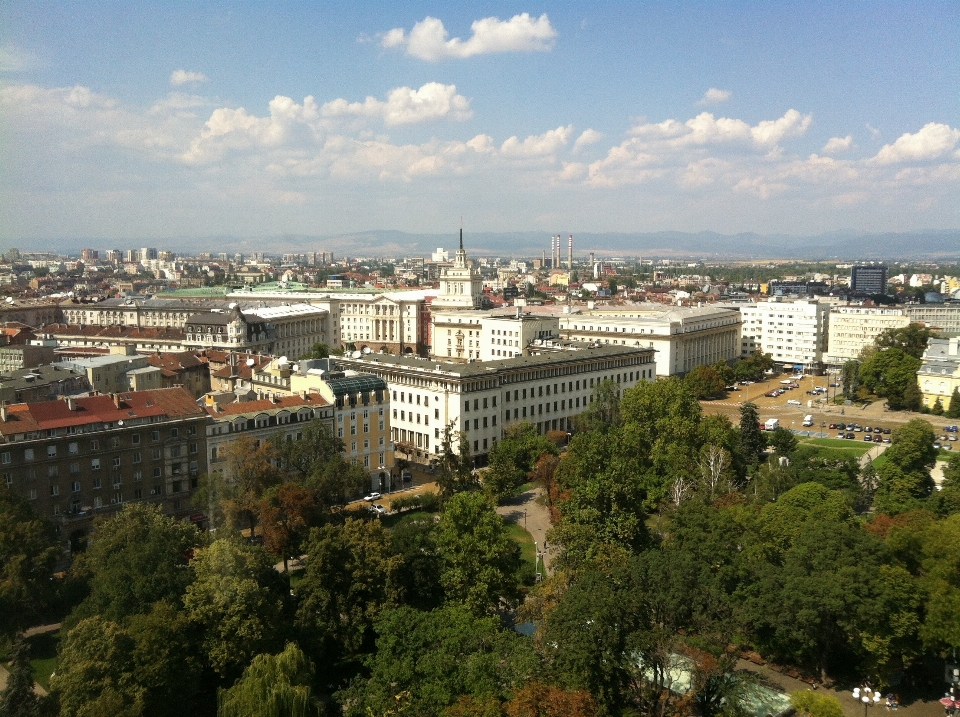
917;337;960;410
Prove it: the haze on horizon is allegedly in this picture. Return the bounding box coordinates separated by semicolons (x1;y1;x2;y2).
1;1;959;248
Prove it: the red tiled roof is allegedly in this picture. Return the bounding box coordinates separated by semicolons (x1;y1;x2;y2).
147;351;206;378
0;387;203;436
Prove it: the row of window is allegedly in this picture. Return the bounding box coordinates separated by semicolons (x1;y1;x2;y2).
2;428;197;463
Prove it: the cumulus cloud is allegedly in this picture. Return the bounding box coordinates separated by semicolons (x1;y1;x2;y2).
321;82;472;126
500;125;572;157
871;122;960;164
822;135;854;154
573;129;603;152
170;69;209;86
696;88;732;106
381;13;557;61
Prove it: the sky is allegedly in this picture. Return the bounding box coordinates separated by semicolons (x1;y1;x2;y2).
1;1;959;248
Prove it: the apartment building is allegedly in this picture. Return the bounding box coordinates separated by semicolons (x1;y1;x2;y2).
335;342;655;465
825;306;911;367
430;310;559;362
0;388;207;532
737;298;830;371
904;304;960;334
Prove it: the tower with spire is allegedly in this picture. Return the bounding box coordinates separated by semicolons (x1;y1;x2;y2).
434;227;482;309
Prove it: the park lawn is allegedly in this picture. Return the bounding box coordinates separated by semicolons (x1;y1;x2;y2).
800;437;873;458
504;522;537;566
27;630;58;692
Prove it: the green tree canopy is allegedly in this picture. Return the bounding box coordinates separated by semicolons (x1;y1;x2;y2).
68;503;199;628
218;643;321;717
767;426;799;457
434;492;521;615
873;323;937;359
183;539;286;679
859;348;922;410
685;364;726;399
483;422;558;502
0;489;59;640
737;402;766;465
0;639;42;717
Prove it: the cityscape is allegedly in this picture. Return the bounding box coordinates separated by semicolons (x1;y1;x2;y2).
1;4;960;717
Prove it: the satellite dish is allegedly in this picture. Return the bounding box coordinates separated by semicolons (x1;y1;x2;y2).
279;356;288;364
67;291;74;297
362;346;372;354
117;420;124;426
228;302;237;309
351;350;362;358
246;358;255;367
291;363;299;372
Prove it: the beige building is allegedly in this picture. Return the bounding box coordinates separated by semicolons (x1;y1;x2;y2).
825;307;911;367
918;337;960;410
56;345;151;394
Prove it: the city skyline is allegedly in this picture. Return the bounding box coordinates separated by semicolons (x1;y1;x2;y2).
2;2;959;246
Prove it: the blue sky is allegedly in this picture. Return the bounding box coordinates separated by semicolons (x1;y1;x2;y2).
2;1;959;247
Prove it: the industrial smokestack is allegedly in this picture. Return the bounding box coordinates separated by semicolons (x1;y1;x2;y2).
568;235;573;271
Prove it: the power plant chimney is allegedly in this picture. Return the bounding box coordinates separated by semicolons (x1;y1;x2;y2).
568;235;573;271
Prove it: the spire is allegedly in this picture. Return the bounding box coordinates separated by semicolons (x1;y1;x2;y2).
460;227;463;252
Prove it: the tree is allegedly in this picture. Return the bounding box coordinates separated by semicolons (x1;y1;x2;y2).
0;639;41;717
483;423;558;502
344;604;535;717
947;387;960;418
68;503;198;627
0;490;59;640
859;348;922;410
737;403;766;465
932;397;944;415
259;483;321;572
221;436;282;535
273;419;343;484
217;643;321;717
389;515;444;611
575;379;622;433
767;427;798;457
685;364;726;399
436;424;477;502
183;539;286;679
874;419;937;514
295;518;401;666
841;360;861;400
504;681;597;717
916;513;960;650
51;617;145;717
434;492;521;615
299;342;330;360
874;323;937;359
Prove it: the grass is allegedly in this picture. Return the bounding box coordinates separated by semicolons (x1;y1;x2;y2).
800;437;873;458
504;522;537;566
27;631;58;691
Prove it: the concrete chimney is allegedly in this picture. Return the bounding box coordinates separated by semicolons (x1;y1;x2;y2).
568;235;573;271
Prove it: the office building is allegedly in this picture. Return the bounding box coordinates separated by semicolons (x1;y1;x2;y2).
737;298;830;371
850;265;888;295
825;307;911;366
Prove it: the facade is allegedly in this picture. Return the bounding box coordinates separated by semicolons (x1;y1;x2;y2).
560;305;742;377
56;346;151;394
0;364;90;405
917;337;960;409
45;323;187;353
737;299;830;371
904;304;960;335
291;367;393;489
850;265;888;295
824;306;911;366
0;342;56;373
204;392;334;485
334;343;655;465
183;305;270;351
243;304;328;359
0;388;207;532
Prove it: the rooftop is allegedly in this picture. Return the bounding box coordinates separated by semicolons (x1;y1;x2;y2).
204;392;329;417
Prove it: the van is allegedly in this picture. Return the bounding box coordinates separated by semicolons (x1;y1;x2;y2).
802;415;813;427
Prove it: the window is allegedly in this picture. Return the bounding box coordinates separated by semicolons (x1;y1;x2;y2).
153;468;161;478
93;476;101;489
189;443;198;454
24;448;34;461
50;484;59;496
0;452;9;464
72;481;80;492
170;428;179;438
91;458;100;471
47;445;57;457
113;457;121;468
110;437;119;448
47;465;58;478
152;430;160;441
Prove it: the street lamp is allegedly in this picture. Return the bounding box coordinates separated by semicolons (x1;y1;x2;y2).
852;685;882;717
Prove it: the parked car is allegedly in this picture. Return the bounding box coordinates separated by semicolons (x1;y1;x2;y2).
402;470;413;482
371;504;387;515
933;443;941;449
883;438;891;444
863;435;873;442
829;423;837;429
864;426;872;432
874;427;883;433
883;428;891;435
364;492;382;502
873;435;882;443
787;399;801;406
836;422;846;430
845;432;855;439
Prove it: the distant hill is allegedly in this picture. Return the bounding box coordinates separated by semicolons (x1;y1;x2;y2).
10;229;960;261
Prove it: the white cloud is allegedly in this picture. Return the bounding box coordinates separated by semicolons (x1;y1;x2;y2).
381;13;557;61
500;125;572;157
822;135;853;154
750;109;813;145
321;82;472;126
170;69;209;86
866;123;882;140
573;129;604;152
696;88;731;106
871;122;960;164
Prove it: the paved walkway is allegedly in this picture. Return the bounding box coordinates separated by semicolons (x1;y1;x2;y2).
0;623;60;697
495;486;554;576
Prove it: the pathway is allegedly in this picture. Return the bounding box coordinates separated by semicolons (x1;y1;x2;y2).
495;486;554;576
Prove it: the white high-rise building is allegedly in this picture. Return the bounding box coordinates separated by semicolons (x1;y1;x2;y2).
825;306;910;367
738;298;830;371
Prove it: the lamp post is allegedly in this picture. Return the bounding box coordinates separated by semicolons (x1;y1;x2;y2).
852;685;882;717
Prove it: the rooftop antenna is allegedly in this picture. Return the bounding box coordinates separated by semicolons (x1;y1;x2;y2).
459;217;464;251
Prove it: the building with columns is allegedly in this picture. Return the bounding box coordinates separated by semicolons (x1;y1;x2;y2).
430;229;483;311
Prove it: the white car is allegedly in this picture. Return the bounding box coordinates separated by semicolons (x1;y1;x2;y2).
363;492;381;502
787;399;802;406
371;504;387;514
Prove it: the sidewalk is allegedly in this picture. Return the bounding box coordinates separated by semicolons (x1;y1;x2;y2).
495;486;554;575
